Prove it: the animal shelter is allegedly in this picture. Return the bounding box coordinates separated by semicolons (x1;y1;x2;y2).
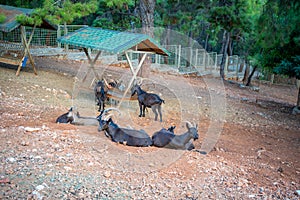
57;26;169;107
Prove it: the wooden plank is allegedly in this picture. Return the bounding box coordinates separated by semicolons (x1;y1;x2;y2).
0;57;20;65
107;89;137;101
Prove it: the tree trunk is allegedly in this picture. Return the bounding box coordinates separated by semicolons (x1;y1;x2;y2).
186;28;193;67
297;80;300;107
204;33;209;51
246;65;257;86
220;31;230;79
228;36;233;56
137;0;156;78
220;31;226;54
239;60;245;72
242;59;250;84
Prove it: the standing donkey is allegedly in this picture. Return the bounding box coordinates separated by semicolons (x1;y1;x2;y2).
94;80;107;112
131;81;164;122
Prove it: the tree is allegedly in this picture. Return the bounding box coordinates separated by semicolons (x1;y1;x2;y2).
101;0;156;78
136;0;156;77
0;0;44;8
256;0;300;107
208;0;253;79
274;56;300;107
239;0;266;85
91;0;139;30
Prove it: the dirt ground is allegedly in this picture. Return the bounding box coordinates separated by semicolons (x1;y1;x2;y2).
0;56;299;199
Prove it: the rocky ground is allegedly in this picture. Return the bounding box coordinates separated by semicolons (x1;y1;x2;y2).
0;56;299;199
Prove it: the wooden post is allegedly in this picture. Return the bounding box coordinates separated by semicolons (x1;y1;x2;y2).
82;48;101;82
16;25;38;76
117;52;148;108
270;74;275;84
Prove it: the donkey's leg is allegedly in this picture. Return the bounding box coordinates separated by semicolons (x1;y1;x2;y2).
157;105;162;122
139;102;143;117
102;100;105;111
186;142;195;150
99;101;103;112
142;105;146;117
152;105;158;121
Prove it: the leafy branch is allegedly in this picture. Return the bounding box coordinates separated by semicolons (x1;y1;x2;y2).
16;0;98;26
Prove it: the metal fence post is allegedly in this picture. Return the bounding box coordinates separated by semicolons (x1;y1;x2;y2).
64;23;68;52
203;51;206;69
225;54;229;75
57;25;61;48
177;45;181;69
235;56;239;78
214;53;217;70
195;49;198;67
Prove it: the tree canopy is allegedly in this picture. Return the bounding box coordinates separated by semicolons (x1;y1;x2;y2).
256;0;300;80
15;0;98;26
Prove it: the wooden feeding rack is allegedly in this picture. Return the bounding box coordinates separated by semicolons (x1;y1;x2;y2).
57;26;170;108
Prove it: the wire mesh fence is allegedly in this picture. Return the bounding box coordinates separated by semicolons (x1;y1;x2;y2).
0;25;245;75
2;25;295;85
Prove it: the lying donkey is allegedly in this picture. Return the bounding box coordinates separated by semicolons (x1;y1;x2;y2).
152;122;198;150
56;107;98;126
97;108;153;147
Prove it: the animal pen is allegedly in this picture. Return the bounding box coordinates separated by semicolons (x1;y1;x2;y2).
57;26;169;111
0;4;56;76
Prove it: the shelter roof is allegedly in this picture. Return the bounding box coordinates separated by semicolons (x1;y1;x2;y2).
0;4;56;32
57;27;169;56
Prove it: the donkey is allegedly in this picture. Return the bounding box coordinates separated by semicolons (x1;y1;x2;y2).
94;80;107;112
66;107;99;126
56;107;74;123
131;83;164;122
152;122;198;150
97;108;153;147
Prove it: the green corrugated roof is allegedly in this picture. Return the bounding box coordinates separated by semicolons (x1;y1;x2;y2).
0;4;56;32
0;4;33;32
57;27;169;56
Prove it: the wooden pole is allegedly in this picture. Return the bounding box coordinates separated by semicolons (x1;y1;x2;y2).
82;48;102;82
16;25;37;76
117;52;148;109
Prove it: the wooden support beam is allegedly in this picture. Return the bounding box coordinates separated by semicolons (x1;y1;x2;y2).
82;48;102;82
117;52;148;108
16;25;37;76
